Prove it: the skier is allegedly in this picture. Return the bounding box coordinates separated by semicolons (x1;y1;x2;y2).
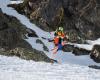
50;27;69;63
51;27;67;54
41;27;68;63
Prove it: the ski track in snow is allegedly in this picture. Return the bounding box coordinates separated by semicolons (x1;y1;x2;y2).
0;0;100;80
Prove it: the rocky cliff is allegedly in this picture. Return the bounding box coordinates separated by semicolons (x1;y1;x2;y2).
9;0;100;43
0;8;51;62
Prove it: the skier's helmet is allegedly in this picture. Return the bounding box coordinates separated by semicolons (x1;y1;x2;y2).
58;27;63;32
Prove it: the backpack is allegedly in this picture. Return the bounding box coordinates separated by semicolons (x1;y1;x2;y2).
54;37;59;45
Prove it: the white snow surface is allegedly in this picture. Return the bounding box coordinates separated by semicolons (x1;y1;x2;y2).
10;0;23;4
0;55;100;80
0;0;100;80
73;38;100;51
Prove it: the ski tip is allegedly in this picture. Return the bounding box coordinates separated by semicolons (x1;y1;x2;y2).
50;59;58;64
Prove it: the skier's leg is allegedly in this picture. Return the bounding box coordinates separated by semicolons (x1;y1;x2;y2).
51;44;58;51
50;46;58;64
53;46;58;54
51;46;57;51
57;44;63;64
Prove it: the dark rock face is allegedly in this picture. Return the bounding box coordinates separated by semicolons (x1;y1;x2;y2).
90;45;100;63
26;28;38;37
89;65;100;69
8;0;100;43
62;44;74;52
0;11;25;50
62;0;100;40
72;47;91;55
8;47;51;62
0;8;37;50
0;47;51;62
0;9;51;62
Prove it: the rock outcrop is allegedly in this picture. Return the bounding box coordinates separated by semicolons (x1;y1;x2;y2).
0;8;51;62
72;47;91;55
0;9;26;50
26;28;38;37
89;65;100;69
8;0;100;43
90;45;100;63
62;44;74;52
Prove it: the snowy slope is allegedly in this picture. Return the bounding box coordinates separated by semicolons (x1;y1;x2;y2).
0;55;100;80
0;0;100;66
0;0;100;80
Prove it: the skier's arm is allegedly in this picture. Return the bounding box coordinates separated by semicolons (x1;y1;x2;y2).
48;39;54;42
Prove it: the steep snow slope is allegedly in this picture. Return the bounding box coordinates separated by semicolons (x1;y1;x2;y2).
0;55;100;80
0;0;100;66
